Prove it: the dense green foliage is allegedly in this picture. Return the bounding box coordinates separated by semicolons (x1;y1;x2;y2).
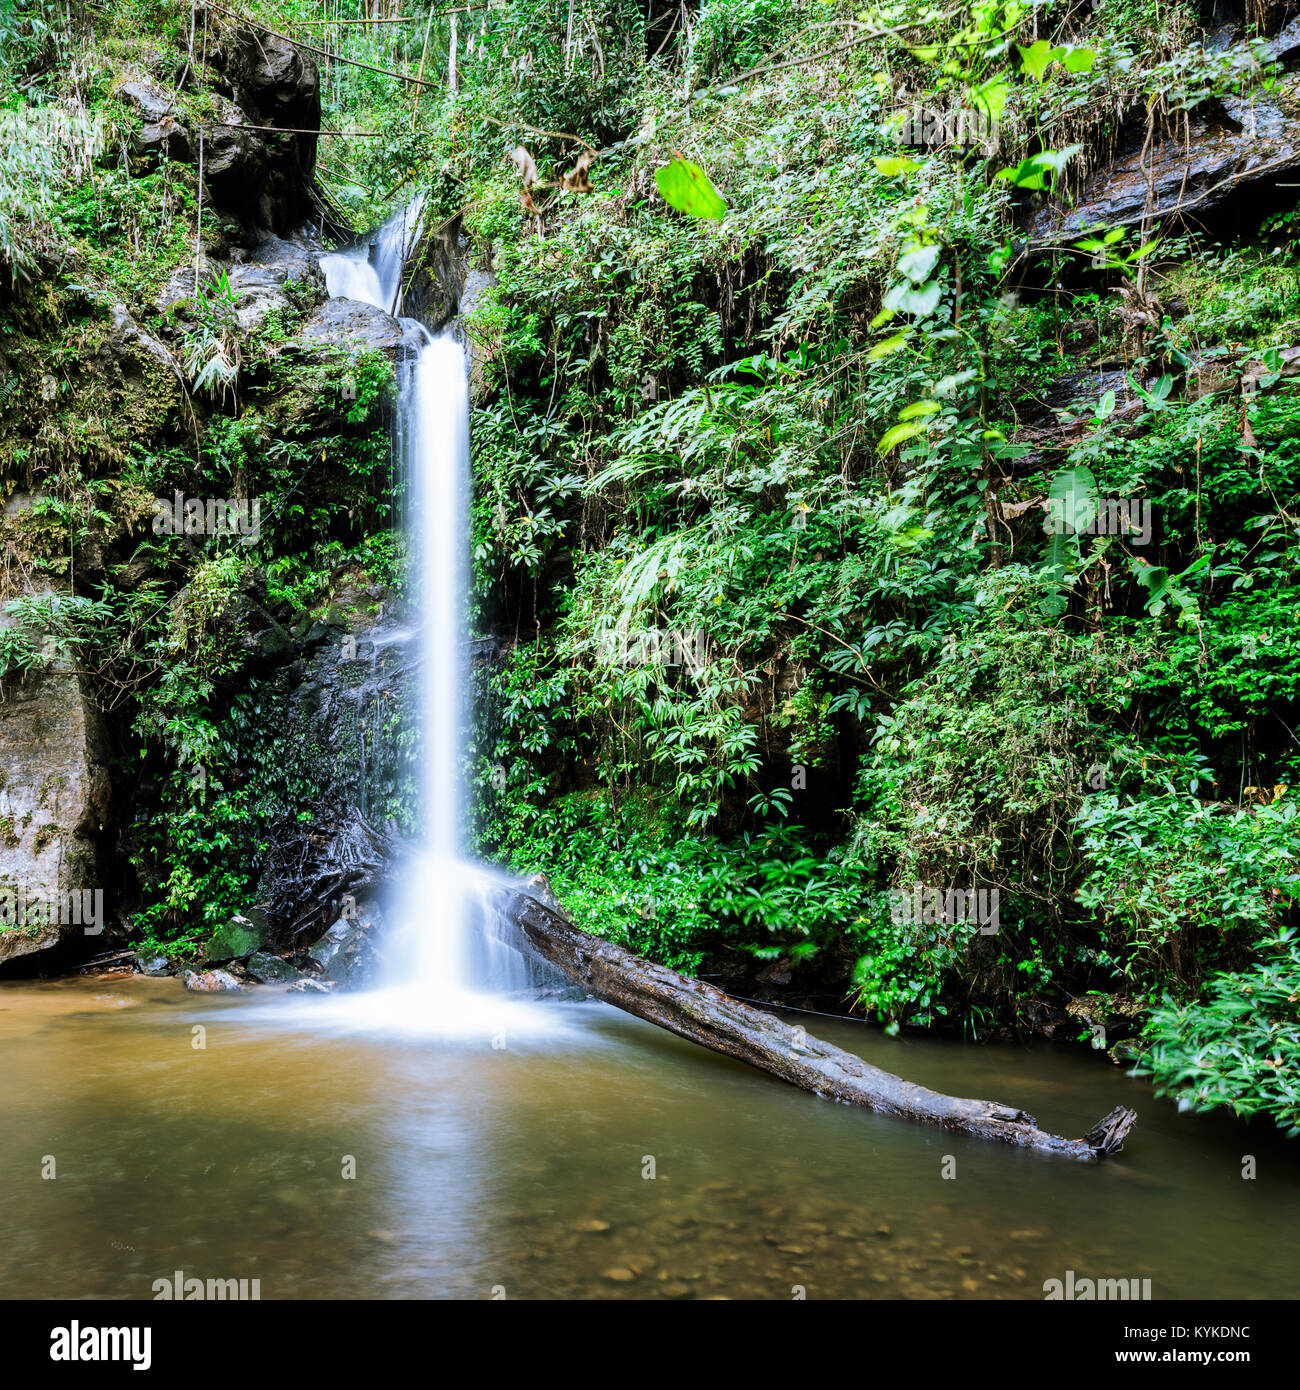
2;0;1298;1133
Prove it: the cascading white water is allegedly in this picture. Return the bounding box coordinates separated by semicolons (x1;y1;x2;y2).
317;204;557;1038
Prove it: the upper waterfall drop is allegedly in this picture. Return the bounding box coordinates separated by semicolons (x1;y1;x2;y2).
320;199;422;315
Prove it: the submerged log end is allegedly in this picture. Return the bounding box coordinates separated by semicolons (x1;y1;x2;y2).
1082;1105;1140;1157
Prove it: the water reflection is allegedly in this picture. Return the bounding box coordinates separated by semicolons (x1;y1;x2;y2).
0;977;1297;1299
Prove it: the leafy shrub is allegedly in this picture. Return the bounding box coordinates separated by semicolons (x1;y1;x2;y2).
1141;930;1300;1137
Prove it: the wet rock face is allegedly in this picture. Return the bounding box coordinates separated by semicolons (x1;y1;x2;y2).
243;233;328;296
250;610;417;837
404;220;469;332
461;266;498;400
307;908;382;988
1031;81;1300;239
1029;15;1300;241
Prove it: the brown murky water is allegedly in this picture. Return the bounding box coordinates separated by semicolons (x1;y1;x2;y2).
0;976;1295;1300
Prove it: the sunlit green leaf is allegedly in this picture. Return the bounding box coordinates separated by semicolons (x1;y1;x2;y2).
867;331;910;359
878;421;923;452
655;156;727;219
971;74;1010;125
1017;40;1062;82
875;155;920;178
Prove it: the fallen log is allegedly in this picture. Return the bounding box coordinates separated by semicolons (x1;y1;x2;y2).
504;888;1138;1161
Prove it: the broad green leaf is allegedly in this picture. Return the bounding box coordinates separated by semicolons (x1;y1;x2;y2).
867;331;910;359
898;400;940;421
996;157;1050;190
878;422;923;453
1061;46;1096;73
884;280;942;318
655;156;727;219
1017;40;1062;82
996;145;1081;191
897;243;941;283
1122;238;1161;264
971;74;1010;125
935;369;978;396
1098;388;1116;418
875;155;920;177
1048;464;1098;535
1037;144;1083;175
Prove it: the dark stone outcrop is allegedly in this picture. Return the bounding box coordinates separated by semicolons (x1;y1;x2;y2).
118;77;193;164
204;22;321;237
117;20;323;239
1032;84;1300;239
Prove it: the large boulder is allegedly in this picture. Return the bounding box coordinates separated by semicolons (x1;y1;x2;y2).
244;232;328;295
225;238;328;333
154;235;328;342
307;909;381;988
245;950;304;984
203;909;268;963
182;968;244;992
297;298;424;363
0;602;111;973
0;923;66;972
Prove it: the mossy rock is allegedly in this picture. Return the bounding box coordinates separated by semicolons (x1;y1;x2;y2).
203;912;266;963
245;951;302;984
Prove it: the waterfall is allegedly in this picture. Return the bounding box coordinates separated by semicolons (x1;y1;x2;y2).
317;204;557;1037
